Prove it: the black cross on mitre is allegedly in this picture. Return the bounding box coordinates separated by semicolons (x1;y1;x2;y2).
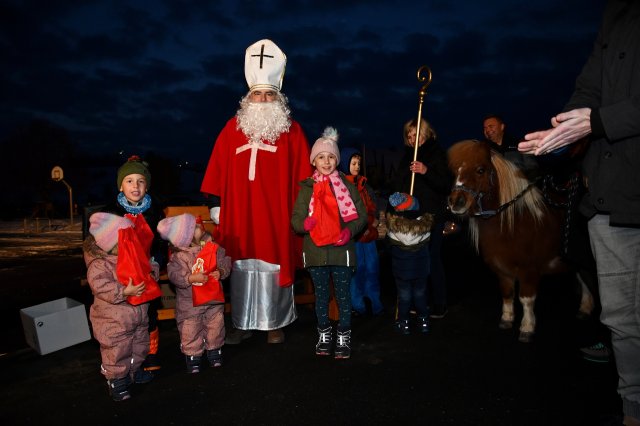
251;43;274;69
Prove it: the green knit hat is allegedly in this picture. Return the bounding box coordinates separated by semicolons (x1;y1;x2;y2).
117;155;151;189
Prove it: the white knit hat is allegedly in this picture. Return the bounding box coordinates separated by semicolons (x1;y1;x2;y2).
244;39;286;92
89;213;134;252
157;214;196;248
310;127;340;164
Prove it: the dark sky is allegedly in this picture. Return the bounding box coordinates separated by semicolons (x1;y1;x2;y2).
1;0;605;168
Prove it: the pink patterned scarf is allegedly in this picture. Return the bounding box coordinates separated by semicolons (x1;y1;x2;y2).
308;170;358;222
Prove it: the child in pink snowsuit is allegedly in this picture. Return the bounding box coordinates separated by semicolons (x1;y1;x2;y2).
84;212;157;401
158;212;231;373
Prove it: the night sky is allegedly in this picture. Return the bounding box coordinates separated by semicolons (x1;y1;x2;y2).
1;0;605;197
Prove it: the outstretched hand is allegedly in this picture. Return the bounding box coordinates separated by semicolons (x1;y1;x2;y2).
519;108;591;155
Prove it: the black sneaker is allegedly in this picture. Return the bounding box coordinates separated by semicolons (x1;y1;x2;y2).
315;326;332;356
430;304;448;319
334;330;351;359
580;342;611;363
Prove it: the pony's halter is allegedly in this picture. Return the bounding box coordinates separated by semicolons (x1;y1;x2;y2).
451;184;495;218
452;172;539;219
451;168;496;218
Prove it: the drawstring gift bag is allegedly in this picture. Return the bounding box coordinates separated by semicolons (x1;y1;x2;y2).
191;241;225;306
116;226;162;305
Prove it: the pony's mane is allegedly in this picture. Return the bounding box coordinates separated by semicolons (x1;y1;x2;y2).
490;150;546;229
458;141;546;251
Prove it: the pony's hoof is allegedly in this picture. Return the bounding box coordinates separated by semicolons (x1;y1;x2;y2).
498;320;513;330
518;332;534;343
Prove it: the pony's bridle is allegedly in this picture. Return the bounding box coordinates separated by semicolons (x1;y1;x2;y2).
451;172;539;219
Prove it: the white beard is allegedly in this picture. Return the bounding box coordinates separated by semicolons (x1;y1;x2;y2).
236;95;291;145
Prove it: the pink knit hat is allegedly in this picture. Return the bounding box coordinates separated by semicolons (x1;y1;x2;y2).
157;214;196;247
89;212;134;252
309;126;340;164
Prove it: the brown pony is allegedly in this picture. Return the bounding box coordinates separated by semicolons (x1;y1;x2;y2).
447;140;593;342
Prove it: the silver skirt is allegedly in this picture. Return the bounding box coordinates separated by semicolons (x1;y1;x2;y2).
230;259;297;330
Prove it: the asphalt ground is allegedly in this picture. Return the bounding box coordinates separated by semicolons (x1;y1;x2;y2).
0;225;623;425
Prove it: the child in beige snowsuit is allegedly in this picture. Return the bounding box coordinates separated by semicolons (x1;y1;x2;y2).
84;212;158;401
158;212;231;373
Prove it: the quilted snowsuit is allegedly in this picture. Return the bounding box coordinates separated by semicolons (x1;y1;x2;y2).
167;236;231;356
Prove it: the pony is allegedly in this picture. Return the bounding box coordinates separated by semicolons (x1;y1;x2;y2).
447;139;593;342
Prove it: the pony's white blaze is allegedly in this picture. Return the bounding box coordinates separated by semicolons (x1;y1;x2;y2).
455;165;465;186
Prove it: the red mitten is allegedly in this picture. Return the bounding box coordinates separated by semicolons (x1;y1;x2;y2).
303;216;317;231
334;228;351;246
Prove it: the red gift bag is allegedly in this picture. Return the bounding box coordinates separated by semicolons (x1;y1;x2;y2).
124;213;154;255
116;226;162;305
191;241;225;306
310;180;341;246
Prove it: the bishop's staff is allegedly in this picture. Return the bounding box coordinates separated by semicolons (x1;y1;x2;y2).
409;65;432;195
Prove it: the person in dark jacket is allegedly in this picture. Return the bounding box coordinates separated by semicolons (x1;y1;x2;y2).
391;118;453;322
519;2;640;423
482;114;539;180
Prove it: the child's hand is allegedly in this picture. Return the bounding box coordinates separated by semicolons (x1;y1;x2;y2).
189;272;208;286
334;228;351;246
123;277;146;296
303;216;317;231
210;270;221;281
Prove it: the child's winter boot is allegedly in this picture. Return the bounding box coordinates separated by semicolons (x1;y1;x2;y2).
334;329;351;359
315;326;332;356
417;316;430;334
142;326;161;371
207;348;223;368
185;355;202;374
107;377;132;402
133;368;154;384
395;319;410;335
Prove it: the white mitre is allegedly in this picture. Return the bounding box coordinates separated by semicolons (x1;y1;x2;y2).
244;39;286;92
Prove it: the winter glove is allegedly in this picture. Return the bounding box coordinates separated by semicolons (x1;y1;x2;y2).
303;216;317;231
334;228;351;246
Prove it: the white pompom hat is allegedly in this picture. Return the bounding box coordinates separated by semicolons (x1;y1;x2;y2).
310;126;340;164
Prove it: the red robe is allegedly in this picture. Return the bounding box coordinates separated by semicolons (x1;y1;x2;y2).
201;117;311;287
